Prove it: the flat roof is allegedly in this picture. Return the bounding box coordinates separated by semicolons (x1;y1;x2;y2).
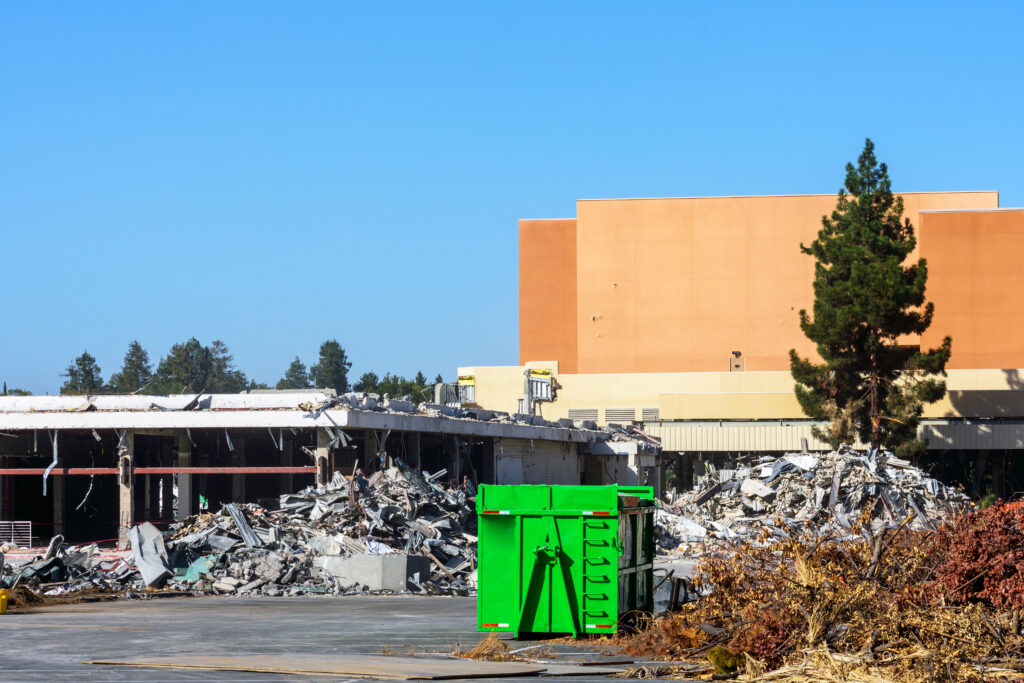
0;393;652;454
574;190;997;203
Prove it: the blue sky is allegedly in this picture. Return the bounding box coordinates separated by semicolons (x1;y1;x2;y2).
2;2;1022;394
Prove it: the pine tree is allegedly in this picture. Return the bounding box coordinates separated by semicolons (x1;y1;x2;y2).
60;351;105;395
309;339;352;393
153;338;213;394
208;340;248;393
108;341;154;393
789;139;951;457
354;371;379;393
276;356;311;390
434;374;443;385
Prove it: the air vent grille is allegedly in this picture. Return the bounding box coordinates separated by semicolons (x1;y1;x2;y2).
568;409;598;422
605;408;636;422
641;408;660;422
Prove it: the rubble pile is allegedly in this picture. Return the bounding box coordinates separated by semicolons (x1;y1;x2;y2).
1;460;478;599
658;446;973;552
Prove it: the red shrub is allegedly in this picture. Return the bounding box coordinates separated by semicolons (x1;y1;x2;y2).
936;501;1024;611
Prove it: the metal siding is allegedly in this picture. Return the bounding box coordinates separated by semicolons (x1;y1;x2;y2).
658;421;1024;452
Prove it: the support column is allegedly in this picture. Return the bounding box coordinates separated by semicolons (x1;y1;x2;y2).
316;429;330;488
143;473;151;524
160;440;173;519
231;436;246;503
117;432;134;550
176;433;192;520
283;433;295;494
52;474;65;539
0;452;6;521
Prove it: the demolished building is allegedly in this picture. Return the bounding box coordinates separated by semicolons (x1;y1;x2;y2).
0;390;660;547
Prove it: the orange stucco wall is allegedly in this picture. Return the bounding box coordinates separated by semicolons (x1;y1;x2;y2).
519;191;1002;374
519;219;578;373
920;209;1024;370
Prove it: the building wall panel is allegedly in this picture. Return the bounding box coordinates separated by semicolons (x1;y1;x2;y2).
518;219;578;373
521;192;999;375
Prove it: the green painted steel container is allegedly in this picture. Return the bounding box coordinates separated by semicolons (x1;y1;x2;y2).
476;484;655;638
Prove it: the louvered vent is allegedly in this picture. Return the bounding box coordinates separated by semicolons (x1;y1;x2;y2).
641;408;659;422
568;408;598;422
604;408;636;423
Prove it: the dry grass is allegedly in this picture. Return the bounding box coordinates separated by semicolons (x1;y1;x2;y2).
452;632;527;662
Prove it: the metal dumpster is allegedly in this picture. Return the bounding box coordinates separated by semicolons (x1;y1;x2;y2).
476;484;655;637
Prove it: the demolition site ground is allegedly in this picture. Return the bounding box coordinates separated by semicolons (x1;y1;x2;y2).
0;594;652;682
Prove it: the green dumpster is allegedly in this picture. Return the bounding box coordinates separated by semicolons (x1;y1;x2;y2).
476;484;656;638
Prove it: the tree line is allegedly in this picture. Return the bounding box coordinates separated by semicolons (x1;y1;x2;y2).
12;338;443;398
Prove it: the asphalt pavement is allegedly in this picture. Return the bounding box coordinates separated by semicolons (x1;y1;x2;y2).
0;595;640;681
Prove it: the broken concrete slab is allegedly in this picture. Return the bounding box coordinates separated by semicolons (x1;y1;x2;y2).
127;522;171;587
315;553;431;592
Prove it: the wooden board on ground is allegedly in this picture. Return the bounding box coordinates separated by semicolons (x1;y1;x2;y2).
87;654;548;680
537;663;626;676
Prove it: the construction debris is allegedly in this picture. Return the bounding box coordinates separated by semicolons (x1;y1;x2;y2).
658;446;973;554
1;459;478;600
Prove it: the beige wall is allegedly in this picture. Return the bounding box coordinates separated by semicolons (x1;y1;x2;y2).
459;364;1024;424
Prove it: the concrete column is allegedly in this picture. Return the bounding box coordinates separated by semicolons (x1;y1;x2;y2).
315;429;330;488
143;473;151;523
283;433;294;494
231;436;246;503
52;473;65;539
117;432;134;550
176;433;192;520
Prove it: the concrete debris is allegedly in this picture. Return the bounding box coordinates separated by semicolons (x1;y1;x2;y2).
0;459;479;599
659;446;973;553
295;392;658;451
127;522;172;587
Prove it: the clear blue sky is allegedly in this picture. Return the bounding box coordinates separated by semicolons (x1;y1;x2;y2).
2;2;1022;394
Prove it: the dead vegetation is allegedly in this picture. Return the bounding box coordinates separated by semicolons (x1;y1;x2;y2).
452;632;527;662
615;502;1024;682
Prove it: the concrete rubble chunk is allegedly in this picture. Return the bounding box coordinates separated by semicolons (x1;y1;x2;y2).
740;478;775;499
128;522;172;587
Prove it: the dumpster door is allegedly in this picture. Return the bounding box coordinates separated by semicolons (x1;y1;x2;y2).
516;515;583;636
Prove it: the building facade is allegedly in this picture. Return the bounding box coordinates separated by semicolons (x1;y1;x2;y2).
459;192;1024;495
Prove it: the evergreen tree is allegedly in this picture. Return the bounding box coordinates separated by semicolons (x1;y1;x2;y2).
434;374;443;385
354;371;379;393
108;341;154;393
1;382;30;396
276;356;311;390
309;339;352;393
790;139;951;457
153;338;213;394
208;340;248;393
60;351;105;395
